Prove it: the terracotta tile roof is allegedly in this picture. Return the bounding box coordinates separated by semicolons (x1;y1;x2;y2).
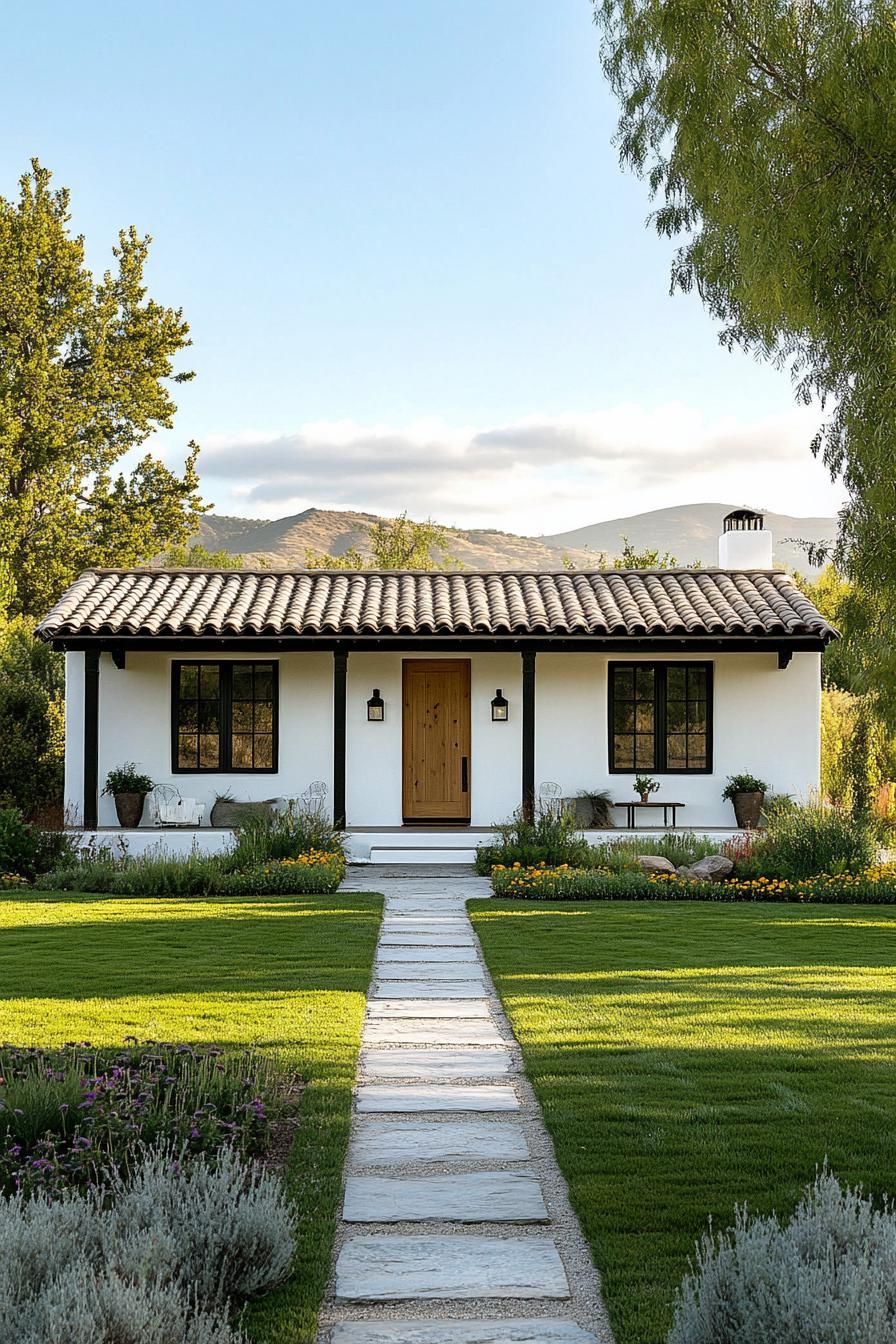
35;568;838;644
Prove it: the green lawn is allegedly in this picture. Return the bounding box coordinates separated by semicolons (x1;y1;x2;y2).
469;899;896;1344
0;891;382;1344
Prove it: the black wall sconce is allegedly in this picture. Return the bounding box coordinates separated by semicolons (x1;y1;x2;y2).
491;689;509;721
367;689;385;721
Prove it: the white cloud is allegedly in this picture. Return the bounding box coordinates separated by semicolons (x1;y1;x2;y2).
187;403;845;533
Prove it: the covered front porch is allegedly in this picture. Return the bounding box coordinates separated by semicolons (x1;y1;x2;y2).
38;565;833;841
62;640;821;836
71;822;748;864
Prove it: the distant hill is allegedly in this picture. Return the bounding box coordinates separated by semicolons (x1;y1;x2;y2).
196;503;837;572
539;503;836;573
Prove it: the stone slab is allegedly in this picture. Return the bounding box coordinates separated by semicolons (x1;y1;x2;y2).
381;915;471;924
343;1171;549;1223
385;906;468;917
386;913;470;924
380;925;472;937
330;1319;598;1342
363;1019;503;1046
366;999;491;1019
361;1048;512;1079
386;897;470;908
334;1234;569;1301
376;946;479;963
350;1119;530;1167
379;933;477;946
356;1084;519;1113
381;915;470;925
374;964;486;981
372;981;487;999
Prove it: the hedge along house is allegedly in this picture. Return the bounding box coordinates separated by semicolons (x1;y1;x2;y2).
36;511;837;862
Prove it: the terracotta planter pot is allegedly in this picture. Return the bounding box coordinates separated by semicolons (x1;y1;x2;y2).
113;791;146;828
732;790;764;829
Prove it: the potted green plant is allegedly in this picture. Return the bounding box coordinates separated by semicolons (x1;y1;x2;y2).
634;775;660;805
103;763;154;828
565;789;615;828
722;772;769;829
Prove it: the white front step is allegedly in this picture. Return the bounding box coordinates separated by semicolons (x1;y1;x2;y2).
369;845;478;864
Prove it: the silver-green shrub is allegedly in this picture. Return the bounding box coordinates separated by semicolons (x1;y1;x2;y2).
108;1145;296;1306
0;1188;104;1312
16;1267;244;1344
669;1169;896;1344
0;1146;294;1342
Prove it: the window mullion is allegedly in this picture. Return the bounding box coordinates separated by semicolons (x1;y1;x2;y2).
655;664;667;771
221;664;233;771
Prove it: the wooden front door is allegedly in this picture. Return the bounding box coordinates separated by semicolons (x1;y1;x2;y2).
402;659;471;822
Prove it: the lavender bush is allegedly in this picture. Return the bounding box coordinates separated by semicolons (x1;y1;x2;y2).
0;1146;294;1343
669;1169;896;1343
107;1145;296;1307
15;1269;246;1344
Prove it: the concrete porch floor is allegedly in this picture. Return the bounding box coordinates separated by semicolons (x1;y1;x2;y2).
72;824;746;863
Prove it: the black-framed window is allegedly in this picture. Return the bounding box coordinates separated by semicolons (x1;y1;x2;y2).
172;661;278;773
609;662;712;774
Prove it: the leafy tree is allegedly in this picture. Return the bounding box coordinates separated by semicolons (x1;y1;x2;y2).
304;512;461;570
0;615;64;818
157;542;255;570
794;565;866;695
594;1;896;664
794;564;896;811
563;536;699;569
0;160;206;617
603;536;678;569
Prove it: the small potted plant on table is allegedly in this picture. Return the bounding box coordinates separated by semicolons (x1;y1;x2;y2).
722;772;768;829
634;775;660;805
104;763;154;828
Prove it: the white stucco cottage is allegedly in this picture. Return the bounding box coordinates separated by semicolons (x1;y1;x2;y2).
36;511;836;861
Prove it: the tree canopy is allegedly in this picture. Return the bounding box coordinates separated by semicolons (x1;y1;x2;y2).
304;513;461;570
564;536;699;569
157;542;253;570
0;161;206;617
594;0;896;672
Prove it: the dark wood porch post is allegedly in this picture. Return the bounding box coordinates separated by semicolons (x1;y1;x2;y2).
83;649;100;830
333;650;348;830
521;649;536;822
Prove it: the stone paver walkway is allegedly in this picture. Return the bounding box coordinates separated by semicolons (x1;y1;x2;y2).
318;866;614;1344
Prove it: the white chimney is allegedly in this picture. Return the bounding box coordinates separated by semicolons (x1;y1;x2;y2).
718;509;774;569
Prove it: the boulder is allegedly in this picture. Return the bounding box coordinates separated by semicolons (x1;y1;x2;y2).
637;855;677;875
684;854;734;882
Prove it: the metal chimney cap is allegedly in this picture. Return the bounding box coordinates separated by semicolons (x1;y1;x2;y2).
723;508;765;532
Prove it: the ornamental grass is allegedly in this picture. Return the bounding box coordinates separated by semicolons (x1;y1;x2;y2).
33;847;346;898
491;861;896;903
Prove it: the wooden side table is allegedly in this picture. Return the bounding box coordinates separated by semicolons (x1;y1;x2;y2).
613;800;685;828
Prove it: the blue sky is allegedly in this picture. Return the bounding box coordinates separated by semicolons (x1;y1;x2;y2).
7;1;843;532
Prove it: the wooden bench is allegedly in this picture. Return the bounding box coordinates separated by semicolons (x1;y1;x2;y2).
613;800;685;829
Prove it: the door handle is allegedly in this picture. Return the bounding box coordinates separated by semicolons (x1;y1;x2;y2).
461;756;469;792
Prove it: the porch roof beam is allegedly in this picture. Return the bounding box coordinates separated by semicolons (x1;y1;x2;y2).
51;635;829;655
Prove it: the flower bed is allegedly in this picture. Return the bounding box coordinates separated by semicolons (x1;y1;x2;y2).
0;1041;291;1198
491;862;896;903
33;847;346;897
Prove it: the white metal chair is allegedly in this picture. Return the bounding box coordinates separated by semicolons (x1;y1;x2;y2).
302;781;329;815
538;780;563;817
148;784;205;828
